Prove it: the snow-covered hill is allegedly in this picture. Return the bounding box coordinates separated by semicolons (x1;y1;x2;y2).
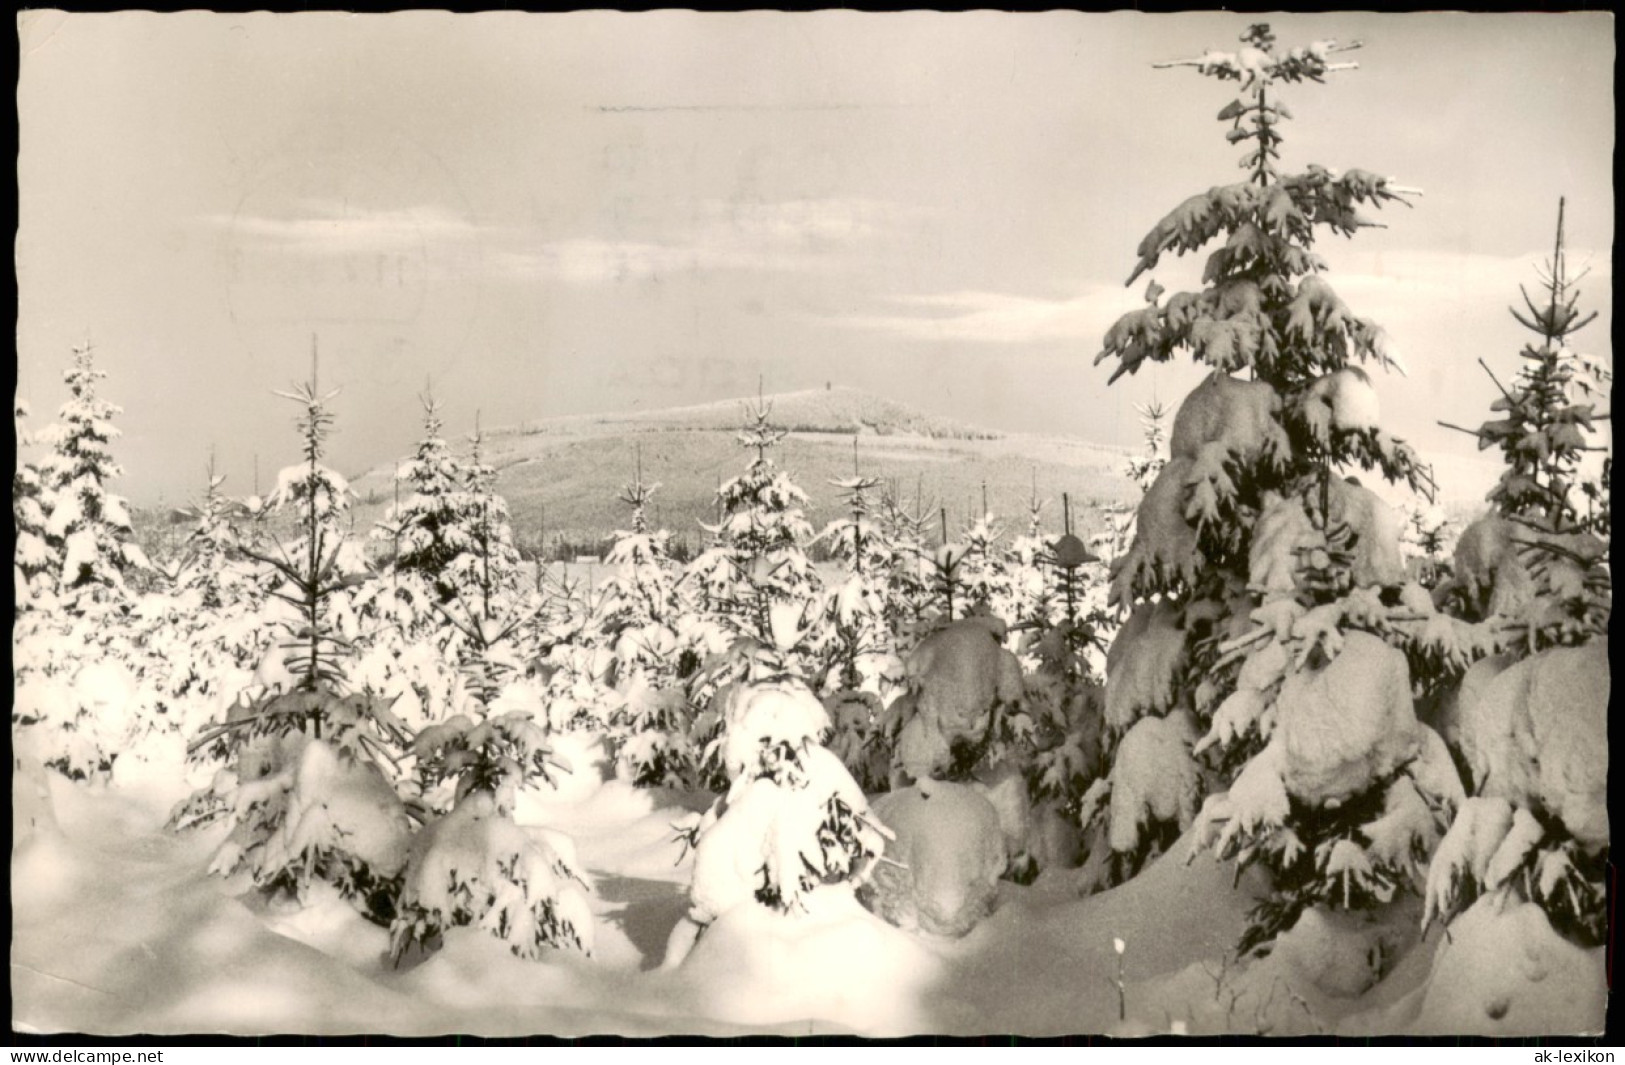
339;386;1500;558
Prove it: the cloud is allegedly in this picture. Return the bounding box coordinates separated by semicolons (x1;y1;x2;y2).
825;285;1142;345
490;197;913;285
206;195;915;287
205;202;484;257
1323;245;1612;313
833;245;1612;357
490;236;789;285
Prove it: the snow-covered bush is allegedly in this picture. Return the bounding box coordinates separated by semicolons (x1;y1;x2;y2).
889;615;1025;786
390;792;593;963
676;678;888;956
859;779;1007;937
343;571;462;733
1423;634;1607;946
1092;24;1458;945
12;621;157;781
392;704;592;962
205;710;412;919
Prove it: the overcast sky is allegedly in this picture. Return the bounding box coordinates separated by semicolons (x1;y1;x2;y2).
16;11;1614;505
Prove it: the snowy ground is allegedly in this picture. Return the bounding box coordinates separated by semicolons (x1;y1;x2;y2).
11;739;1606;1038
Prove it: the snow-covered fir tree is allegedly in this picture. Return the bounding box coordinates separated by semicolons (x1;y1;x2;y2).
999;483;1056;631
175;454;257;612
1092;25;1461;949
665;676;889;966
128;458;279;763
180;375;413;925
874;479;938;644
1017;527;1109;869
13;398;54;611
447;418;527;615
813;460;903;792
33;343;149;614
680;394;824;786
958;497;1014;621
687;394;820;627
599;452;695;785
1396;502;1457;591
1423;201;1610;948
1095;400;1171;566
377;393;471;602
392;679;593;962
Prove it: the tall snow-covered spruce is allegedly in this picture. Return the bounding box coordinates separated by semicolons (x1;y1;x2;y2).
1093;25;1461;950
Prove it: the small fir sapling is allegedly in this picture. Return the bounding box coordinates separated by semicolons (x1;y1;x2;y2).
1003;481;1059;630
1093;25;1460;944
32;342;150;616
923;509;971;625
811;443;905;791
669;677;889;964
1396;502;1457;592
449;416;528;617
14;398;55;611
680;393;825;788
391;650;592;963
181;372;413;924
374;392;470;603
1423;202;1611;947
174;454;258;612
874;479;939;644
687;391;820;626
958;491;1015;621
599;448;695;786
1095;400;1171;567
1018;508;1112;860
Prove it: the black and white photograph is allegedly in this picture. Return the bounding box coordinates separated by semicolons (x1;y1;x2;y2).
12;10;1613;1040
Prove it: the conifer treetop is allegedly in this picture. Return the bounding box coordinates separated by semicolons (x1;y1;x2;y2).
736;391;788;465
618;444;662;535
1471;198;1611;531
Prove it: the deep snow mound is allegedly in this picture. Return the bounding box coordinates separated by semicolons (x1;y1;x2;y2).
859;780;1007;937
